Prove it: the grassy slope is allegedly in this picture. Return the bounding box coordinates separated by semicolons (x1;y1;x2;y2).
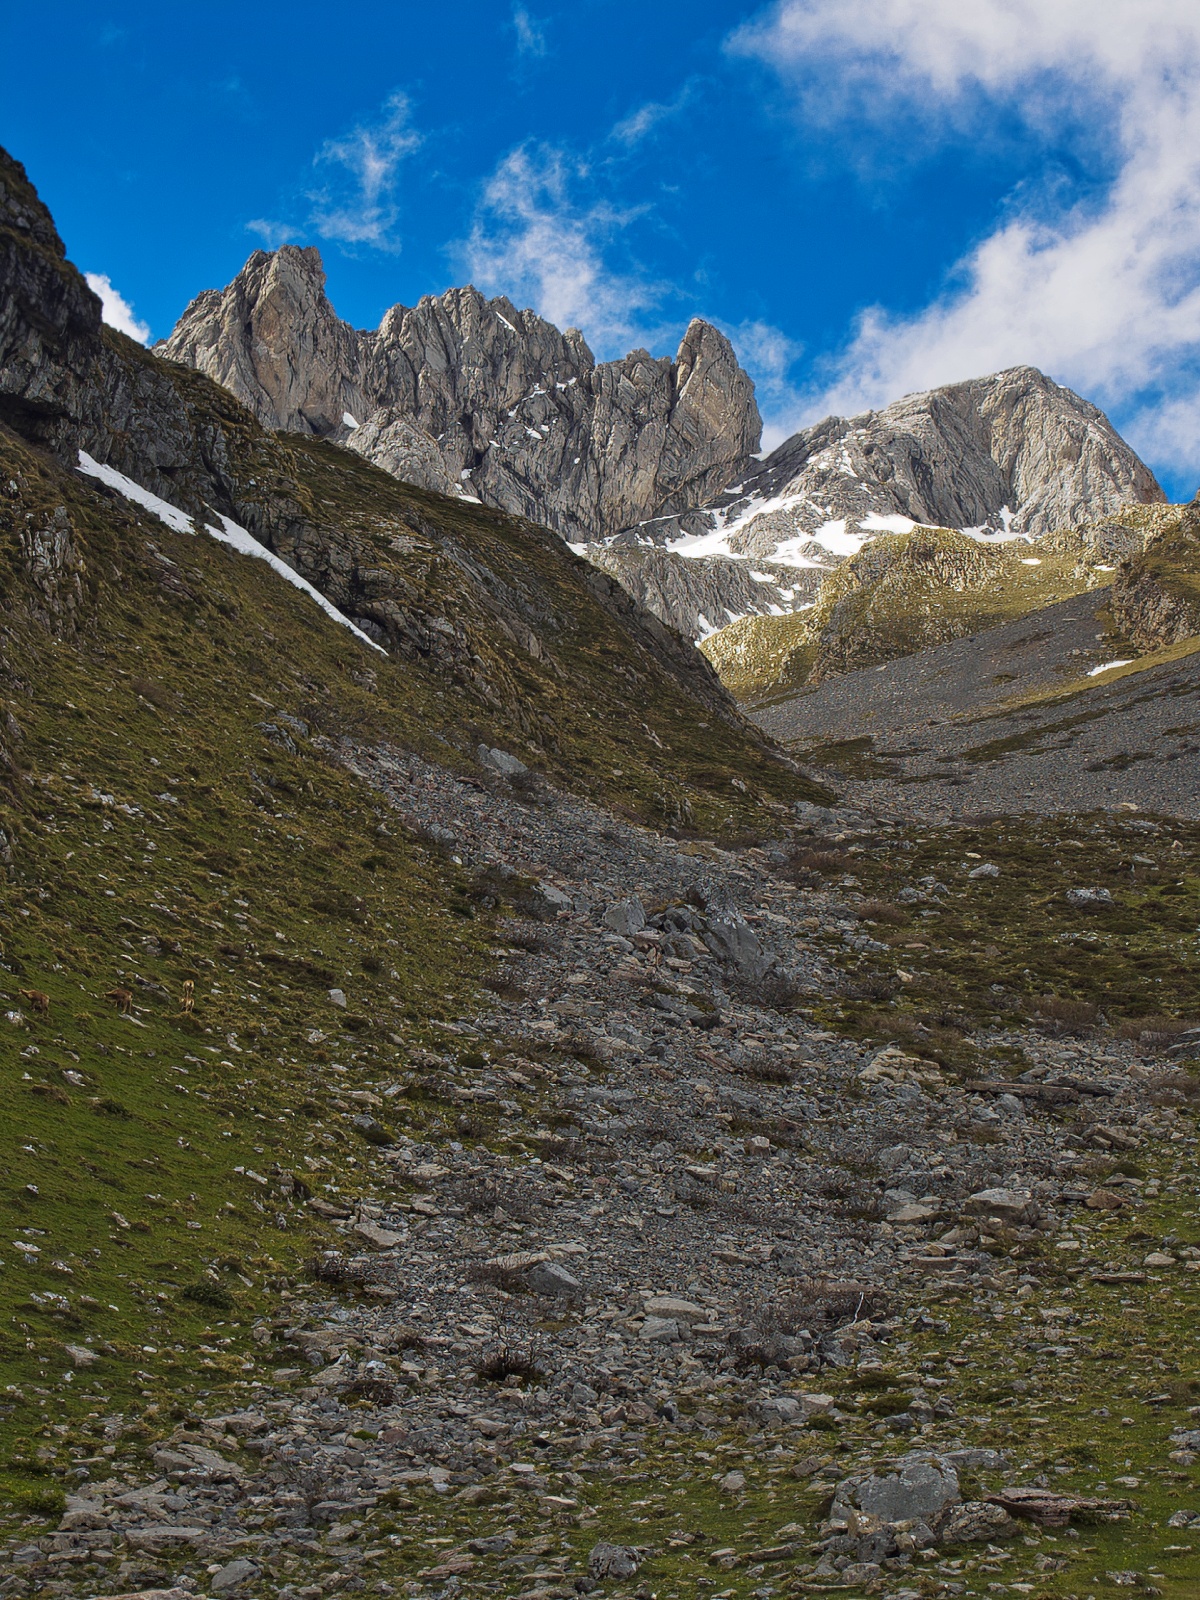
0;415;820;1522
702;522;1156;705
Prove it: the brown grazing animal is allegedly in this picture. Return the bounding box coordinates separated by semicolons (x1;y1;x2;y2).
179;979;195;1015
19;988;50;1015
104;987;133;1015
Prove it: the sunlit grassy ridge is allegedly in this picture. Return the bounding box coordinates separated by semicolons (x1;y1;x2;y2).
701;515;1185;704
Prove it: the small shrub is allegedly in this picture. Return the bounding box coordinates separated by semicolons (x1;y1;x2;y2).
733;1056;796;1086
475;1343;548;1384
18;1486;65;1518
30;1083;70;1105
181;1282;235;1311
856;900;909;926
1033;995;1099;1032
91;1096;132;1117
1115;1015;1199;1047
341;1378;396;1405
306;1254;374;1290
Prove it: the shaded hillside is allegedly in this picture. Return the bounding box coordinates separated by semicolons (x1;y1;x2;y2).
0;143;819;834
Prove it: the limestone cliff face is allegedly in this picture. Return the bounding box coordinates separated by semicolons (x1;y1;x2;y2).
161;247;1165;645
665;366;1165;563
162;247;761;541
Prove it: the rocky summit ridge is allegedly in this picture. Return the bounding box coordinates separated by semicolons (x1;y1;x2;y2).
162;249;1164;643
162;246;761;545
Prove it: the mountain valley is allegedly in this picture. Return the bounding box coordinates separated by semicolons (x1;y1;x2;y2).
2;140;1200;1600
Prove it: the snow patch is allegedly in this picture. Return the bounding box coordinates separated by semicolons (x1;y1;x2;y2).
342;411;359;429
1087;659;1134;676
1021;557;1042;565
76;451;385;654
858;512;916;535
77;452;194;533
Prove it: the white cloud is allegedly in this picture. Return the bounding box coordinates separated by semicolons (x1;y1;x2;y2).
84;273;150;343
726;319;805;449
512;6;546;59
609;85;693;147
735;0;1200;484
460;144;663;351
246;218;299;249
307;91;422;251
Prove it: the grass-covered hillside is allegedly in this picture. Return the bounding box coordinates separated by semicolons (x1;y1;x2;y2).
0;142;838;1524
0;392;819;1519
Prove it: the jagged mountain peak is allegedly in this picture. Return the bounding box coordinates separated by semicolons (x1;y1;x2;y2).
162;246;761;541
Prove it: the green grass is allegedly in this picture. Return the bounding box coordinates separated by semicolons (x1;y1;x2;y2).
0;416;822;1537
795;814;1200;1063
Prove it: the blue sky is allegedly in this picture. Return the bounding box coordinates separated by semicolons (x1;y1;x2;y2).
3;1;1199;497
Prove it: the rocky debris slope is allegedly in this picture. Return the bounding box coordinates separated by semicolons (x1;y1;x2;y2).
161;247;761;543
9;755;1200;1600
753;586;1200;820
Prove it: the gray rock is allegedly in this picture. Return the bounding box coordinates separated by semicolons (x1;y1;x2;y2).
759;1396;805;1425
210;1557;260;1592
638;1315;681;1342
477;744;528;777
967;862;1000;878
833;1455;960;1525
1066;886;1115;908
588;1541;643;1580
937;1501;1019;1542
524;1261;581;1298
965;1187;1036;1224
703;916;765;973
604;896;647;937
328;987;347;1008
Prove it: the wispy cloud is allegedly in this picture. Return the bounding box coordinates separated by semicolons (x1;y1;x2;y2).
511;6;547;59
609;85;694;147
245;218;299;250
85;272;149;343
726;319;805;449
734;0;1200;485
306;91;422;252
460;144;664;351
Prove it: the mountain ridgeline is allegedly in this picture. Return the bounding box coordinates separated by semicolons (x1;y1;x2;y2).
162;245;762;543
162;245;1166;645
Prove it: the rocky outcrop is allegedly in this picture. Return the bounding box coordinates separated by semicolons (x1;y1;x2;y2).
581;543;824;641
666;367;1165;564
1110;496;1200;649
162;247;761;541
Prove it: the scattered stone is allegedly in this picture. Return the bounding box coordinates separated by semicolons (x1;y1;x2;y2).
588;1541;642;1579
